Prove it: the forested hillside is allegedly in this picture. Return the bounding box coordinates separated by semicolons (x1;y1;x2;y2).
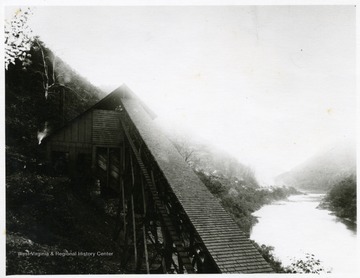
167;131;260;188
5;10;114;274
6;38;104;161
275;142;356;192
319;175;357;222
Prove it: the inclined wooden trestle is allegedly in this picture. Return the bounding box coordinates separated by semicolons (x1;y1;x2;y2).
120;115;195;274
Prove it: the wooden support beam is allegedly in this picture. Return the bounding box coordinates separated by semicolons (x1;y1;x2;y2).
141;176;150;274
112;146;126;241
130;153;137;268
146;224;164;269
131;196;137;267
151;170;157;197
120;119;195;273
121;181;126;236
178;252;184;274
91;145;96;169
106;148;110;189
121;146;126;241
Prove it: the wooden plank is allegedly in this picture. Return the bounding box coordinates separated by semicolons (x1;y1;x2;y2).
85;111;92;143
59;128;65;141
121;157;126;244
141;176;150;274
50;142;74;152
91;145;96;168
92;110;121;145
106;148;110;188
130;153;137;268
75;142;92;150
51;129;65;142
64;126;71;142
71;120;78;142
78;115;85;142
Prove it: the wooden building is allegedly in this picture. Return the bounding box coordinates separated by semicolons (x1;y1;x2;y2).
43;84;273;274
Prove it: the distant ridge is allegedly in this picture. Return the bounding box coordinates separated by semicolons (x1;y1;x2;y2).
275;141;356;192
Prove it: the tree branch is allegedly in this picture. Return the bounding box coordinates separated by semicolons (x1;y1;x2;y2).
34;38;49;97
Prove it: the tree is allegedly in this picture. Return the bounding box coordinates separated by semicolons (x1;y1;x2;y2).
5;8;33;70
324;175;356;221
5;35;102;155
32;37;78;100
5;8;79;102
172;137;198;165
286;253;331;274
251;242;285;273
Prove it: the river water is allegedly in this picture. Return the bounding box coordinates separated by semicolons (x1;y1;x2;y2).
250;193;357;274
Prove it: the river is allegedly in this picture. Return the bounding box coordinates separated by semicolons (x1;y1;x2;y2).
250;193;357;274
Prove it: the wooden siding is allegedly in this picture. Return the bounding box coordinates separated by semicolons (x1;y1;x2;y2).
50;111;92;144
92;110;123;145
48;141;92;152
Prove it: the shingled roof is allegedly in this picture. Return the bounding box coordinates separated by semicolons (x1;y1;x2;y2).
117;85;273;273
42;84;156;143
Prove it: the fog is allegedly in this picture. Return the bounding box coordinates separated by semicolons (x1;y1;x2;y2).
6;4;356;185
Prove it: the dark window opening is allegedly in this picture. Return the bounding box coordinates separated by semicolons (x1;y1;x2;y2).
52;151;69;175
96;147;121;197
76;153;92;174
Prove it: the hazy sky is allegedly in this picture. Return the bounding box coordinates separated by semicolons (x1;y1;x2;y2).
5;4;356;184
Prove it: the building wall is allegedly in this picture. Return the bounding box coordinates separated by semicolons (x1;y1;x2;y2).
50;109;93;145
46;109;124;176
92;110;123;145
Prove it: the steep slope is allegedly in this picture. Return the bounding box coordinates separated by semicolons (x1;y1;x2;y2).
162;128;260;188
6;39;104;160
275;141;356;192
6;173;124;274
6;40;118;274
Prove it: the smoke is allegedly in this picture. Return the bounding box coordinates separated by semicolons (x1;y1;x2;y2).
37;121;49;145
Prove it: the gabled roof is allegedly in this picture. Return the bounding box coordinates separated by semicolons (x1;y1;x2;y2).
120;88;273;273
99;84;157;119
42;84;156;143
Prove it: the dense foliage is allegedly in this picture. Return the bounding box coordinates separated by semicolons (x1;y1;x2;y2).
170;133;260;188
321;175;357;222
5;8;33;69
251;241;284;273
6;171;124;274
6;37;103;160
251;243;331;273
286;253;331;274
5;11;107;274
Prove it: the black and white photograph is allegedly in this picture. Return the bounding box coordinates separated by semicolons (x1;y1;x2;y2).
3;0;358;276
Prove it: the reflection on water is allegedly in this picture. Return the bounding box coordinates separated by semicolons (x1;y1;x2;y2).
250;193;357;274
